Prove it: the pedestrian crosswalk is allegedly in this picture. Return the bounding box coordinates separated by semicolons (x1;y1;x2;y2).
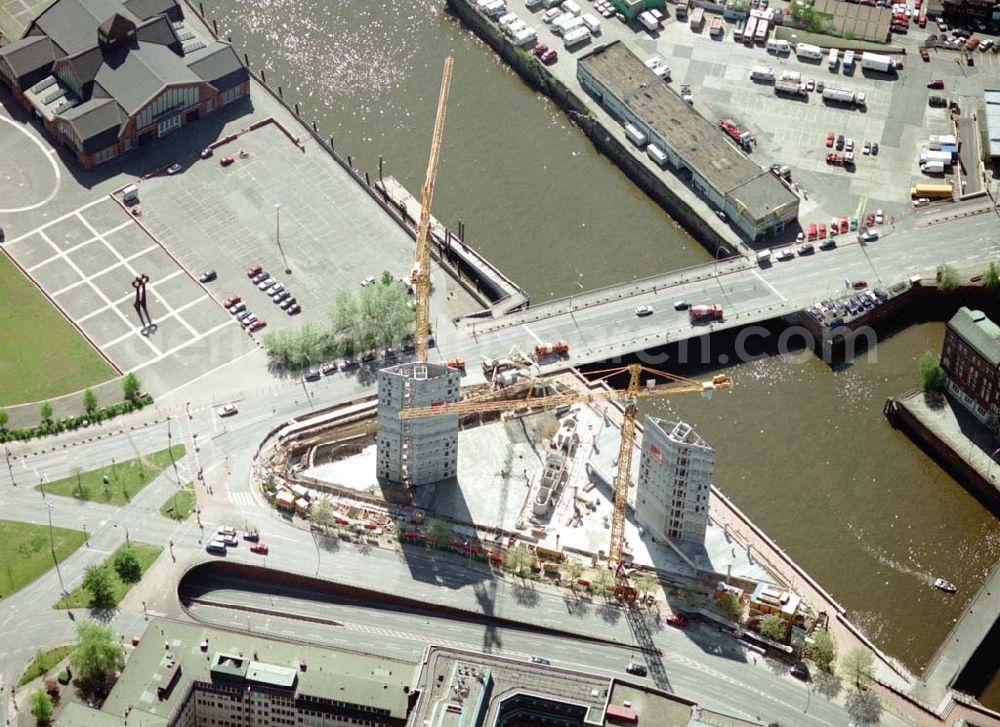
228;491;257;509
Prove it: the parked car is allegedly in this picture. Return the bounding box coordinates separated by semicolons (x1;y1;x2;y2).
859;228;879;242
927;79;944;88
217;404;238;417
798;242;814;255
224;295;241;308
775;248;794;261
273;291;290;304
200;147;213;159
874;209;884;224
166;163;182;174
251;270;269;284
871;142;879;155
243;531;260;541
666;613;689;627
541;49;558;64
267;282;285;296
532;43;549;58
818;237;836;250
250;543;269;555
247;264;263;279
825;130;835;147
229;301;246;315
280;297;297;310
836;134;845;150
852;280;868;289
220;156;235;167
304;367;322;382
199;269;217;283
863;141;871;155
361;275;377;287
241;313;257;327
248;319;267;332
287;303;301;315
321;362;339;376
257;277;275;290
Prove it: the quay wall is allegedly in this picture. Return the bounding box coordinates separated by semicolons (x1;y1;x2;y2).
445;0;734;260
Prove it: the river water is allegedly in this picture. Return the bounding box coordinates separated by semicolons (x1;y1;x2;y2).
208;0;999;686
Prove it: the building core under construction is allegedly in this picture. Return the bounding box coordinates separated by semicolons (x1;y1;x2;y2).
377;362;461;486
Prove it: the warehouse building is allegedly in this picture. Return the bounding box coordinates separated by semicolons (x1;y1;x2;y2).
636;417;714;544
0;0;248;168
577;41;799;242
377;362;461;486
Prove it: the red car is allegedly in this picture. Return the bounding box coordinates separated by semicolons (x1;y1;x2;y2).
918;13;926;26
250;543;269;555
666;613;688;628
541;49;557;64
926;79;944;89
807;223;818;241
865;212;875;226
224;295;241;308
825;131;835;147
852;280;868;289
919;47;929;61
818;223;827;239
532;43;548;58
247;264;262;278
839;217;849;234
249;319;267;332
220;156;235;167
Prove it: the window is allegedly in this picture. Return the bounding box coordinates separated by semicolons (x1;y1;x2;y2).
158;113;181;136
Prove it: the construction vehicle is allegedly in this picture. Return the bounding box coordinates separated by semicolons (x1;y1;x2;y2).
482;347;535;381
398;364;732;601
689;304;723;322
535;340;569;360
410;57;453;364
444;357;466;371
719;119;752;149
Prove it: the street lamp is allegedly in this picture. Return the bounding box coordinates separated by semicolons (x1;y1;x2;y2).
47;502;67;595
115;523;130;546
275;203;291;275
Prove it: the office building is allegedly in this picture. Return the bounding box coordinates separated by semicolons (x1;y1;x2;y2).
377;362;461;486
636;417;714;544
941;306;1000;430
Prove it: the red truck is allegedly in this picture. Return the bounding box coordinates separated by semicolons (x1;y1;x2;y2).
689;304;723;322
535;340;569;359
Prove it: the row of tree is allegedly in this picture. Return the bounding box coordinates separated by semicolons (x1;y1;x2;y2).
263;272;415;369
938;261;998;292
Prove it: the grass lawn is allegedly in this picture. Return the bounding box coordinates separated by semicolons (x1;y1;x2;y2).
38;444;185;504
55;543;162;609
17;644;74;686
0;520;85;597
0;252;115;407
159;483;196;520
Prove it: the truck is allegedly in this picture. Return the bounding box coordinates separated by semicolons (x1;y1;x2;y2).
842;49;855;73
581;12;601;32
646;144;668;166
920;160;945;174
690;304;724;322
689;6;705;31
750;66;775;82
624;123;647;147
860;52;894;73
535;340;569;358
796;43;823;61
719;119;752;148
709;15;723;38
756;249;773;266
779;69;801;82
822;87;866;107
754;18;768;44
639;10;660;31
920;149;954;164
828;47;839;71
552;13;582;34
766;38;790;54
775;80;806;96
928;134;957;150
743;15;757;45
675;2;688;19
562;26;590;46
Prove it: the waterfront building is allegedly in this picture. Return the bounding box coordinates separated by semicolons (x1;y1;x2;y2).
0;0;248;169
747;582;802;624
377;362;461;486
636;417;713;544
941;306;1000;430
577;41;799;242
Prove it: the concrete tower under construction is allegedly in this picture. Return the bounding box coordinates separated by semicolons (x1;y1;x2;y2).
377;362;461;486
636;417;714;544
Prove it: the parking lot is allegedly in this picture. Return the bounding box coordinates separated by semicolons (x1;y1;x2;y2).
131;121;418;337
497;0;999;239
3;196;254;392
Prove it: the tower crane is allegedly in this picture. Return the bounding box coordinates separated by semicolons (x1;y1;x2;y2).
411;56;453;364
400;364;732;597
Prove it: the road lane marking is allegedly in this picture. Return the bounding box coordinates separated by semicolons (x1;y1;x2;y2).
521;324;542;345
750;270;787;302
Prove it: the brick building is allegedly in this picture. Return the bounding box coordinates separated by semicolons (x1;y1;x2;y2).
941;306;1000;430
0;0;248;169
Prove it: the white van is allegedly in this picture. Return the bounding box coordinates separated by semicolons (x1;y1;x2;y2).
563;26;590;46
561;0;582;15
795;43;823;60
122;184;140;205
827;47;838;71
766;38;790;54
581;12;601;32
553;13;583;34
756;249;773;266
624;123;647;147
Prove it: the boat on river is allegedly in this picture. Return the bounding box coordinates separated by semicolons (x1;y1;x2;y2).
934;578;957;593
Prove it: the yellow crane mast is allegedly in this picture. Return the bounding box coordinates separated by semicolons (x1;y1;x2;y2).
400;365;732;593
412;56;453;364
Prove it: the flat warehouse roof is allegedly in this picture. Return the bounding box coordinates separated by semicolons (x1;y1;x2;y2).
579;42;797;223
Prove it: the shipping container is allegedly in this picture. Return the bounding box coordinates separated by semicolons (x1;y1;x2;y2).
625;123;647;147
646;144;668;166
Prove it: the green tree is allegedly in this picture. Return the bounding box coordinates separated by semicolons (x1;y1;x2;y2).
845;686;882;726
919;354;946;391
758;614;788;642
311;499;334;531
840;647;875;688
0;408;8;431
561;559;582;588
39;401;54;424
504;544;535;578
805;628;837;671
937;263;960;292
380;270;396;287
31;689;54;726
983;261;999;289
716;591;744;622
82;564;115;608
592;567;616;594
82;388;98;415
680;589;703;608
634;574;659;600
424;520;453;548
121;372;141;402
70;621;123;694
112;547;142;583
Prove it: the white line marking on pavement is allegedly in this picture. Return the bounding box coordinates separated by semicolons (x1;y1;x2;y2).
57;246;167;302
130;319;236;372
0;116;61;213
521;324;543;345
750;270;788;302
4;197;107;244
